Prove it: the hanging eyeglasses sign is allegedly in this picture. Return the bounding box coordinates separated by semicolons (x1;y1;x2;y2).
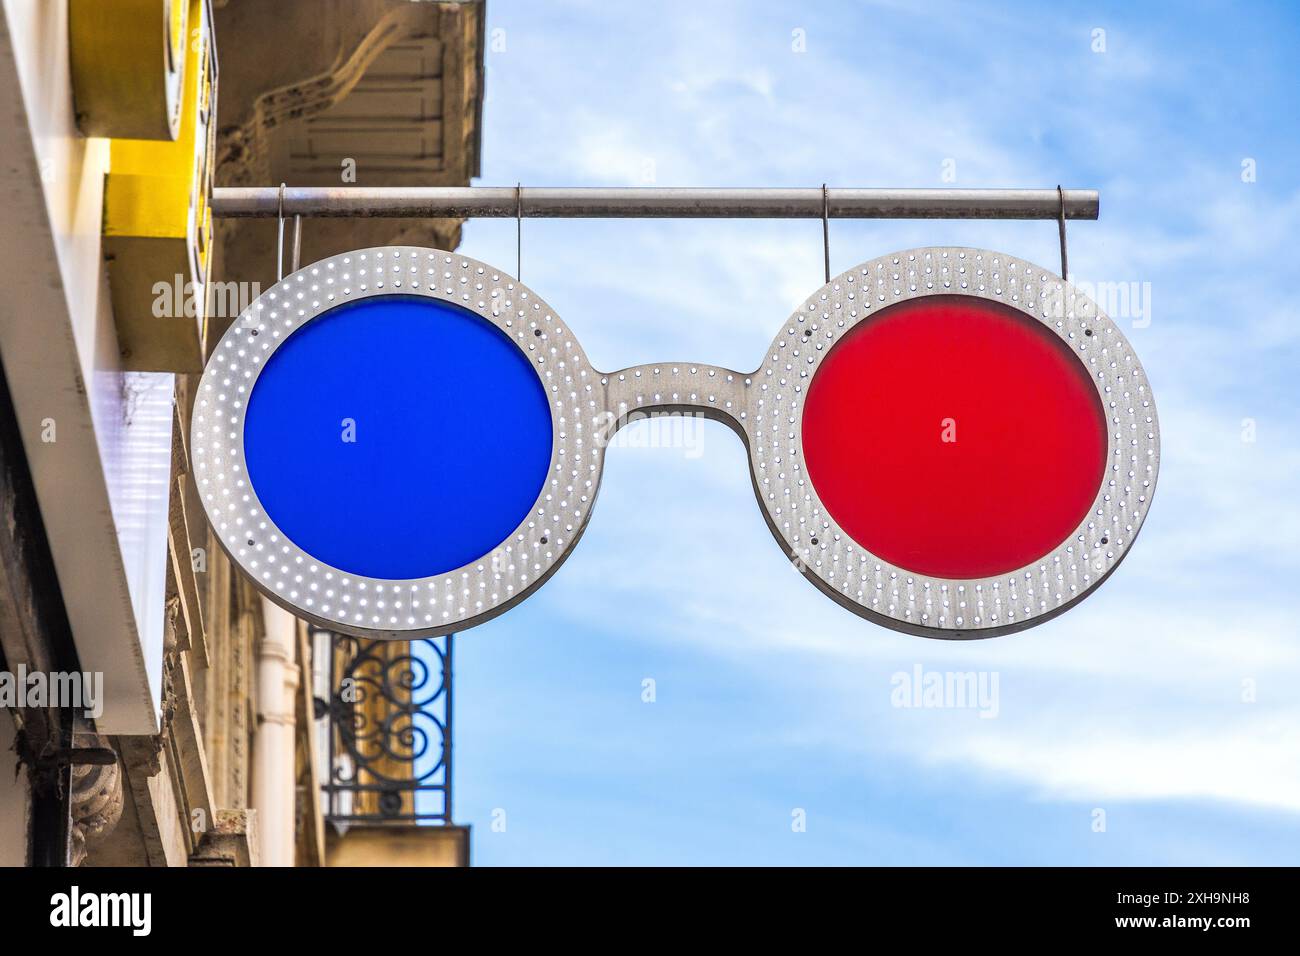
194;186;1158;640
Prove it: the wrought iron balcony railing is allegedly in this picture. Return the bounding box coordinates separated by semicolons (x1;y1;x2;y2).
312;630;453;826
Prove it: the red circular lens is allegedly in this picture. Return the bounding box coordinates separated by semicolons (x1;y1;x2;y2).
801;295;1106;579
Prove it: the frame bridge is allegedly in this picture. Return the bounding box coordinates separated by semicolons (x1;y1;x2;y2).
599;362;753;440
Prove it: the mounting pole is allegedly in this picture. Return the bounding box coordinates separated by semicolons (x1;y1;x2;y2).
212;186;1099;221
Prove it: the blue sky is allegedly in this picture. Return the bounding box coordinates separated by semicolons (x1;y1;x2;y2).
445;0;1300;864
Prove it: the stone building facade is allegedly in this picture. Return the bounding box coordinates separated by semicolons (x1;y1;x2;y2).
0;0;484;867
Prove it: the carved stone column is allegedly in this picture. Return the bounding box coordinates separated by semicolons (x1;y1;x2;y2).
69;733;124;867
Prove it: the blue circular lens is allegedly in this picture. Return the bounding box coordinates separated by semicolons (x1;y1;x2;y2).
243;295;553;579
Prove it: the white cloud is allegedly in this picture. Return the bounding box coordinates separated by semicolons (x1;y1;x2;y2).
927;718;1300;813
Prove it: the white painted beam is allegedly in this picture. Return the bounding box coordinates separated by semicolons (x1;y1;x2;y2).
0;0;172;734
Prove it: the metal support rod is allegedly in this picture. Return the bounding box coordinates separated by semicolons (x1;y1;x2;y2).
212;186;1099;221
821;184;831;283
1056;185;1070;280
275;183;286;281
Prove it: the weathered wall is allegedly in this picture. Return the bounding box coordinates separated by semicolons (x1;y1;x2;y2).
0;709;29;866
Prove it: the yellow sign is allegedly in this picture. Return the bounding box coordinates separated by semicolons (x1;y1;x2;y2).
70;0;188;141
102;0;218;372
